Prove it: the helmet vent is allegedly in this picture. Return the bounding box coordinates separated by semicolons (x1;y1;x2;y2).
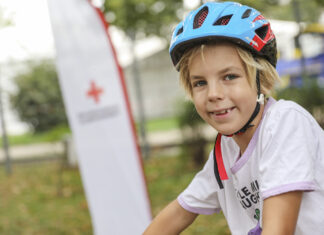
255;25;269;40
213;15;233;26
176;26;183;36
193;6;208;29
242;9;252;19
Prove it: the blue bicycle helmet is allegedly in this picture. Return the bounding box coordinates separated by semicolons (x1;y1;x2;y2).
169;1;277;70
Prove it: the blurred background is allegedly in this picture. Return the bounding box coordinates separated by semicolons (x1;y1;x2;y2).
0;0;323;234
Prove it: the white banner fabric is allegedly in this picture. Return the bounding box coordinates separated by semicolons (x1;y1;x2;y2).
47;0;152;234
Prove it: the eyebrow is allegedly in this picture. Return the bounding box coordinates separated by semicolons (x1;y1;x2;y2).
218;66;243;74
189;66;243;80
189;75;204;80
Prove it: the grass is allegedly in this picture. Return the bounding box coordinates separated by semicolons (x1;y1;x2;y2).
145;155;230;235
0;125;71;147
1;117;177;147
0;155;230;234
0;160;92;234
145;117;179;132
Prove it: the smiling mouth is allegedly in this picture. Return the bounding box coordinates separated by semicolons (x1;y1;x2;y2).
210;107;235;116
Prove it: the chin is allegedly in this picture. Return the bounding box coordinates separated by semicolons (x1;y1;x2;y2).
211;122;246;136
219;130;236;136
213;126;236;136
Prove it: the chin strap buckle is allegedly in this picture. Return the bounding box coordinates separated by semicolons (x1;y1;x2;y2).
256;94;264;105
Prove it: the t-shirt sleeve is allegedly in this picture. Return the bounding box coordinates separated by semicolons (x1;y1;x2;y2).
259;104;318;199
177;151;221;215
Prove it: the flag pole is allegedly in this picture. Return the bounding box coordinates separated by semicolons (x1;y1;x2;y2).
0;67;12;175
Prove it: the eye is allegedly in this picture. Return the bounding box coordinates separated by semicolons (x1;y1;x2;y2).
192;80;207;87
224;74;239;81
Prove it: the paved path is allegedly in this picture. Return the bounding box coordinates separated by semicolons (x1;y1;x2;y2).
0;142;64;163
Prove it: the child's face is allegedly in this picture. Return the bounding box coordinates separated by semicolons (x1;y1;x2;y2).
188;43;258;135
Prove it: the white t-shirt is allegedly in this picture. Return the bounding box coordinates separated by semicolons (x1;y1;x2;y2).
178;98;324;235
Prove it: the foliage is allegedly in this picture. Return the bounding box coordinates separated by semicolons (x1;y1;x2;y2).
276;78;324;128
104;0;324;39
177;101;204;134
0;125;71;147
145;117;178;132
101;0;324;42
0;162;92;234
315;0;324;6
103;0;182;39
0;156;229;234
0;5;11;28
2;116;177;148
10;60;67;133
2;116;177;147
237;0;279;12
145;155;230;234
237;0;322;23
177;100;208;167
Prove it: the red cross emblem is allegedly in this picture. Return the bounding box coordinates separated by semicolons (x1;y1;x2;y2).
87;81;104;104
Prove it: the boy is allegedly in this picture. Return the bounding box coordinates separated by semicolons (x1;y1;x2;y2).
144;2;324;235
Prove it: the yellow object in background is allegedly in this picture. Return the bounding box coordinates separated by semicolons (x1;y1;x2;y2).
294;48;302;59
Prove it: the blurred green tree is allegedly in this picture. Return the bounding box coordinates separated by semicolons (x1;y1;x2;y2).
177;101;207;167
10;60;67;133
239;0;323;23
0;14;10;27
277;78;324;128
315;0;324;6
103;0;324;39
103;0;183;39
0;4;12;27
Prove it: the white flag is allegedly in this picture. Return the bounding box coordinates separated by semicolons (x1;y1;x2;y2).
47;0;152;234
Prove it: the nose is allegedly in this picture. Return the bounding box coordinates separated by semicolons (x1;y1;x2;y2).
208;81;225;102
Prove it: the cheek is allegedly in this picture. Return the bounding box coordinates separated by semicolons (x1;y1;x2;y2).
237;89;257;113
192;95;206;117
234;82;257;101
192;91;201;105
194;104;209;124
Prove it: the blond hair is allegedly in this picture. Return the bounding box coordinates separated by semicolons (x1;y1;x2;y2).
178;43;280;97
